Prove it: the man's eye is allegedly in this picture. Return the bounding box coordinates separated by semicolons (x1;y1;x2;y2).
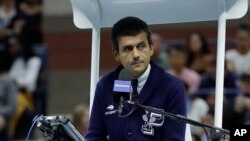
138;44;145;49
124;47;132;52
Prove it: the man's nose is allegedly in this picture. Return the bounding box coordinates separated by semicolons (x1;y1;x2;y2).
132;48;140;59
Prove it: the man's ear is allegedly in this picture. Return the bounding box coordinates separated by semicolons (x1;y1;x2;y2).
112;48;120;62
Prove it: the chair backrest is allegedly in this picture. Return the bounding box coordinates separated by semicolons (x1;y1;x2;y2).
185;124;192;141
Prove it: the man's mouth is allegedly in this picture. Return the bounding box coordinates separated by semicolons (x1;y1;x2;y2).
131;61;143;65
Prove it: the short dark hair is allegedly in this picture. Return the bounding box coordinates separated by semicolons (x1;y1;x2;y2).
111;16;152;51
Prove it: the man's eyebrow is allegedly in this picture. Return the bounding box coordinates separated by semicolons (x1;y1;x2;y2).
122;44;134;49
121;41;146;49
136;41;146;46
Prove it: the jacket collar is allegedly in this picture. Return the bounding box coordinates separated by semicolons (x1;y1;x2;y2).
139;61;164;104
114;61;164;104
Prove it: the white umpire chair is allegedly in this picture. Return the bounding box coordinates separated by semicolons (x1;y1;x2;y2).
185;124;192;141
69;0;248;140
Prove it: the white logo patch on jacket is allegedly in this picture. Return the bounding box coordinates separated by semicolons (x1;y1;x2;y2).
141;110;164;136
105;105;117;115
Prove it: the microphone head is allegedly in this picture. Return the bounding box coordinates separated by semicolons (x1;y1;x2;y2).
113;68;132;103
119;68;133;80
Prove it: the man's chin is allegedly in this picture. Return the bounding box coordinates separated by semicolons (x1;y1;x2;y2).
131;67;146;76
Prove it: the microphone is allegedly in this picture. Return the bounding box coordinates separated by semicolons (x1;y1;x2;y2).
113;69;133;116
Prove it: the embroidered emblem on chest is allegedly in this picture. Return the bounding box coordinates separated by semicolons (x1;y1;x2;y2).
105;105;117;115
141;110;164;136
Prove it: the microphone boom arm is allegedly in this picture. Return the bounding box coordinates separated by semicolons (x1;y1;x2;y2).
125;100;230;141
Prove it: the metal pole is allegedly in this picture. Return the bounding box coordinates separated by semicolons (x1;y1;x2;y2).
214;0;227;127
90;26;100;112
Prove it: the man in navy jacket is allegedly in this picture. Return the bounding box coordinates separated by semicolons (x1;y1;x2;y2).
86;17;186;141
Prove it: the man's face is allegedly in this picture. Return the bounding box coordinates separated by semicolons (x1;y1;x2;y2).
114;32;153;77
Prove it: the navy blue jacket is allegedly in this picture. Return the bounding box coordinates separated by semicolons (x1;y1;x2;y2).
86;61;186;141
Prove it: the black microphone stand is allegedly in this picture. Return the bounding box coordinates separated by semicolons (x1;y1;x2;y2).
34;115;86;141
123;100;230;141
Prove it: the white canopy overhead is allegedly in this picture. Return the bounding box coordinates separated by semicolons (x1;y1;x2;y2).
70;0;248;129
71;0;248;29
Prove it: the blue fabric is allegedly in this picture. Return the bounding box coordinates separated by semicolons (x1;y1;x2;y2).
86;61;187;141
